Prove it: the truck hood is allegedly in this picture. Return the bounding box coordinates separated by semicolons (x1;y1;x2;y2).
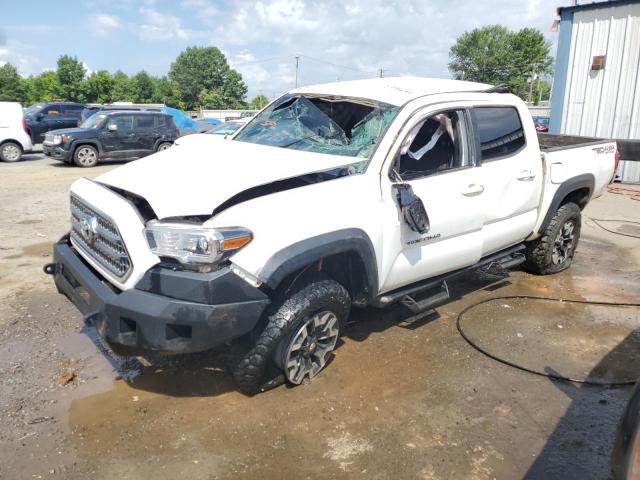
96;139;358;219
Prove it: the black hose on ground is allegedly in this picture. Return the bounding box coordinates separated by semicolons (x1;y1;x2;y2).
590;218;640;239
456;295;640;386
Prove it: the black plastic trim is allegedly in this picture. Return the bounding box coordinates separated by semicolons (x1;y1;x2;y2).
538;173;594;234
260;228;379;301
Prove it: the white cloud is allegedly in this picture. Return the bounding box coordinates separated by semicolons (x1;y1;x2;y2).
93;13;122;36
139;7;188;41
0;34;41;76
180;0;560;99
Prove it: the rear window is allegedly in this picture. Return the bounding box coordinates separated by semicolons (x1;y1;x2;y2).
474;107;525;161
63;104;83;115
135;115;154;129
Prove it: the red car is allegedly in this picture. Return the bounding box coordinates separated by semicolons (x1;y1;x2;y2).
533;116;550;132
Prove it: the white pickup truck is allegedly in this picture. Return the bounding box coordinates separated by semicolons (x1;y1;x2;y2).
45;77;618;394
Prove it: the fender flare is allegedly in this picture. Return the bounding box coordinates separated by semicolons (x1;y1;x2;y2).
153;137;172;151
71;139;103;155
259;228;379;301
538;173;594;234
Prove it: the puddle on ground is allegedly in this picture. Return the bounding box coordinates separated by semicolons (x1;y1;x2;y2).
57;227;640;479
458;298;640;383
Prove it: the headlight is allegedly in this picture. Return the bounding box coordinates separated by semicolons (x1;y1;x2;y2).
52;134;69;145
144;222;252;267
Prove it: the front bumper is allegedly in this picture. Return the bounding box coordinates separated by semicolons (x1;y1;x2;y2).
47;236;270;355
42;143;72;162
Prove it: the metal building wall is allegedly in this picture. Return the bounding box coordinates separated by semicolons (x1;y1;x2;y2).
552;2;640;183
561;2;640;139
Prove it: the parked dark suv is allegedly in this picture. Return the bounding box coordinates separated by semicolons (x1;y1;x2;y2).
24;102;85;144
42;111;178;167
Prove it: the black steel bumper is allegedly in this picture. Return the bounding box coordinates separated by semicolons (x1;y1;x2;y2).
47;236;270;356
42;144;72;162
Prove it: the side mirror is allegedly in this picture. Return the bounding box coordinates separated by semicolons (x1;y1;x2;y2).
107;123;118;132
36;113;44;120
394;183;430;234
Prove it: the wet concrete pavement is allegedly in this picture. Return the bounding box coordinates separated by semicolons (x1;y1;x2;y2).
0;158;639;479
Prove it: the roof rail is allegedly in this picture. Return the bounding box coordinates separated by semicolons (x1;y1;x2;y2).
483;84;511;93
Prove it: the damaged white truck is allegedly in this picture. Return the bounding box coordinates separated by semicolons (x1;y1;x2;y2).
45;78;618;394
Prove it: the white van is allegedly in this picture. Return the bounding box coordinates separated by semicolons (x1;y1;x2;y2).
0;101;33;162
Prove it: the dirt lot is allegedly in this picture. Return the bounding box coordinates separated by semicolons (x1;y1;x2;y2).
1;154;639;480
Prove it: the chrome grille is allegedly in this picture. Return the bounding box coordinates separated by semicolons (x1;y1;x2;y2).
70;195;132;279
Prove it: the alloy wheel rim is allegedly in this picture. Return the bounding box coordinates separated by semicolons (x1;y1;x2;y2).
283;310;339;385
159;143;171;151
2;144;20;161
77;147;96;165
552;220;575;265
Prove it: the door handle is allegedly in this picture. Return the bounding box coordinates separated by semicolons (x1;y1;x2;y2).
517;169;536;181
461;184;484;196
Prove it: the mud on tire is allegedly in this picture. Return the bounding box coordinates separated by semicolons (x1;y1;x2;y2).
232;277;351;395
523;202;582;275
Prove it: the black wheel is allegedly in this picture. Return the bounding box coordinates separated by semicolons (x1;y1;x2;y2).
523;202;581;275
0;141;23;162
156;142;172;152
233;278;351;395
73;145;99;168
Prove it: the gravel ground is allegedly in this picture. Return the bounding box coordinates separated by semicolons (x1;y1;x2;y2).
0;154;639;480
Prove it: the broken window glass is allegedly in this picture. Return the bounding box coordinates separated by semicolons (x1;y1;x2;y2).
234;94;399;161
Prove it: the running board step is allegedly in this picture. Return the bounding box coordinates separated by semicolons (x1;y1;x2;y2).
372;244;526;308
400;281;450;314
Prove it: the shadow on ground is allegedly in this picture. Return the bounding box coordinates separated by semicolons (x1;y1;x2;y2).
525;330;639;479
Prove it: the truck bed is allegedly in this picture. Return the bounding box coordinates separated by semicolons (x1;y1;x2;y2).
538;133;610;152
530;134;617;238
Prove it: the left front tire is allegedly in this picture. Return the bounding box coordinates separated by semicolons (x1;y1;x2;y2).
0;141;23;162
233;277;351;395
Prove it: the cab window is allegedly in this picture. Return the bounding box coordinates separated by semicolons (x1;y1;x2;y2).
473;107;525;161
393;109;470;180
108;115;134;132
42;106;61;116
135;115;154;129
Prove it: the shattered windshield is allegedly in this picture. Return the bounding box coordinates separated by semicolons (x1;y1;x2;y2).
234;94;399;161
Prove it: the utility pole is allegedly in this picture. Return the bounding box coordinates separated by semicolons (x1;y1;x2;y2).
378;67;384;78
295;55;299;88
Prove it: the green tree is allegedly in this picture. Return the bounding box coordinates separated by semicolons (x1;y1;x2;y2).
56;55;86;101
248;94;269;110
152;76;185;108
0;63;26;101
111;70;134;102
448;25;553;101
132;70;155;103
169;46;247;109
86;70;114;103
23;71;60;104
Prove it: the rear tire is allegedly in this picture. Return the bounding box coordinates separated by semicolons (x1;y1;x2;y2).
0;141;23;162
523;202;581;275
156;142;172;152
233;277;350;395
73;145;99;168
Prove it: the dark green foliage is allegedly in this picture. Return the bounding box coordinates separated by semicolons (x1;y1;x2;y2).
11;47;248;110
449;25;553;102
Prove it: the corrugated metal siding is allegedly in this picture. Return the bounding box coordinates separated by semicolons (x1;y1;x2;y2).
560;2;640;182
618;160;640;183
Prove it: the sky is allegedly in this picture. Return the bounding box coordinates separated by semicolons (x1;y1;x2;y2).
0;0;563;100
